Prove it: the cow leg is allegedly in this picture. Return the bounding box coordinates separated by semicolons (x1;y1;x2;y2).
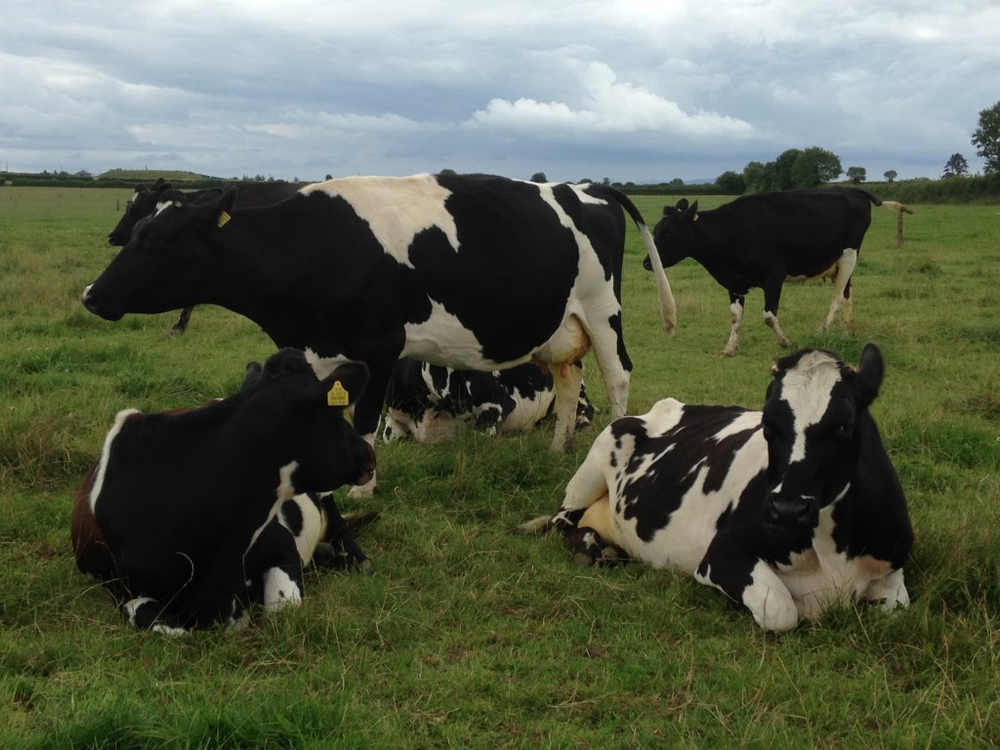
761;276;794;349
722;294;745;357
549;359;585;452
842;279;854;328
586;315;631;420
244;519;305;611
121;596;192;636
169;306;194;337
696;539;799;632
312;496;373;572
861;567;909;611
563;495;628;567
821;249;857;332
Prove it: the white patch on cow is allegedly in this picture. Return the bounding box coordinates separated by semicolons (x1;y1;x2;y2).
402;298;501;368
286;493;326;565
301;174;459;269
569;184;608;206
262;566;302;610
304;347;357;381
90;408;141;514
723;299;743;356
501;388;555;433
154;200;180;215
778;350;844;464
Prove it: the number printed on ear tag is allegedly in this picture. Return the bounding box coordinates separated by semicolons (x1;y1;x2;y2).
327;381;349;406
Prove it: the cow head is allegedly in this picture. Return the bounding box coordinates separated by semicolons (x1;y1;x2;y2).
760;344;883;530
107;179;173;246
239;348;376;491
83;188;237;321
644;198;699;270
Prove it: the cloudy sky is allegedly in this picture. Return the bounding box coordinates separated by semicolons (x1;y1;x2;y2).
2;0;997;183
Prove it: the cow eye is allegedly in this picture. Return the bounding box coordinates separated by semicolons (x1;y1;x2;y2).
833;422;853;440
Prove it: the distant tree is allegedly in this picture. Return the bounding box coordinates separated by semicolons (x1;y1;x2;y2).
971;100;1000;174
846;166;867;184
668;177;684;187
790;147;842;188
883;169;898;183
530;172;547;183
438;168;456;176
774;148;802;190
942;153;969;178
325;173;333;180
715;170;745;194
602;177;611;185
577;177;592;184
74;169;92;178
742;161;768;193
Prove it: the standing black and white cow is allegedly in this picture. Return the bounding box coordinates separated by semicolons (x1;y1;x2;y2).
106;178;305;335
520;344;912;632
382;359;594;442
82;173;677;497
75;347;376;632
646;188;903;355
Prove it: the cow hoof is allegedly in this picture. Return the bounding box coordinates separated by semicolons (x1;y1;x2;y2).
722;347;739;357
359;559;374;575
168;326;186;338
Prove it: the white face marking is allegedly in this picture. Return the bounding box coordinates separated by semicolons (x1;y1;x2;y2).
90;408;141;514
301;174;458;269
777;351;843;463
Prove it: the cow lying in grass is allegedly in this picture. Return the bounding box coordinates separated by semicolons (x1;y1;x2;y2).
71;347;376;633
382;359;594;443
520;344;912;632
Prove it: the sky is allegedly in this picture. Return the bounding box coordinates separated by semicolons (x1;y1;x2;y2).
2;0;998;184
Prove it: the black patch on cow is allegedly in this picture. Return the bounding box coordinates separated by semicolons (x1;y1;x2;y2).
607;312;633;372
280;499;304;537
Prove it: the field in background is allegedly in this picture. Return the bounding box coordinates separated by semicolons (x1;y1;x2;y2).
1;187;999;747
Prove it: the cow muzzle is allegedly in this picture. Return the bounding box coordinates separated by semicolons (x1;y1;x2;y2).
766;494;817;528
80;284;123;321
353;441;377;486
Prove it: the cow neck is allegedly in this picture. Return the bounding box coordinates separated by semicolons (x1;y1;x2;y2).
205;205;329;349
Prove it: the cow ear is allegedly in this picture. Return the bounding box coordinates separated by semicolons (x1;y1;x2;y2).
152;178;172;193
675;198;689;211
687;200;699;218
320;362;370;408
855;343;884;407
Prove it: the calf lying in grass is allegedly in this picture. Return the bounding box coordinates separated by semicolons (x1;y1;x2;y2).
71;347;377;633
520;344;913;632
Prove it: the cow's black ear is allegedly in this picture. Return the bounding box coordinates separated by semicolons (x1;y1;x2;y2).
242;361;264;391
687;200;699;217
321;362;370;408
675;198;689;211
855;343;884;407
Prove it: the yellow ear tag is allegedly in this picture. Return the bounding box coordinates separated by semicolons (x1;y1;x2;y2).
217;210;232;228
327;381;350;407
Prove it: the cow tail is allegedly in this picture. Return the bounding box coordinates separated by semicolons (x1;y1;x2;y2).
601;187;677;336
857;190;913;215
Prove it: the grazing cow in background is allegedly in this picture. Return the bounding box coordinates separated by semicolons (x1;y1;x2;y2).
645;188;896;355
75;347;376;633
107;178;305;335
382;359;595;443
520;344;912;632
82;172;678;499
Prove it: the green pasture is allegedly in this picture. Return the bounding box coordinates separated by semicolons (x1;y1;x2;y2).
1;186;999;748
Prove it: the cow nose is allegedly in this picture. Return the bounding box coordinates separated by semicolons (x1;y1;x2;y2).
768;495;813;525
81;284;95;309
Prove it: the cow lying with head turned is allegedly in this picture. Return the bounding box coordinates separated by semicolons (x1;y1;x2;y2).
646;188;900;355
382;359;594;443
72;347;376;633
520;343;912;632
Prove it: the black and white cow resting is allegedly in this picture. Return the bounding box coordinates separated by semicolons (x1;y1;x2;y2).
107;178;304;335
520;344;912;632
382;359;594;442
82;173;677;498
74;348;376;632
646;188;902;355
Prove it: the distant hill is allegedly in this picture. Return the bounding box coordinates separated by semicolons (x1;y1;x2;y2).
97;169;217;182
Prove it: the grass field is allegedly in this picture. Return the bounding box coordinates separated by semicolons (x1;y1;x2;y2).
1;186;999;748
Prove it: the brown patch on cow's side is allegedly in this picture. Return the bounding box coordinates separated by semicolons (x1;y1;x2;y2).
71;464;116;580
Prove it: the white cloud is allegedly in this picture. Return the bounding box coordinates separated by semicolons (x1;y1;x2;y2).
467;62;754;139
